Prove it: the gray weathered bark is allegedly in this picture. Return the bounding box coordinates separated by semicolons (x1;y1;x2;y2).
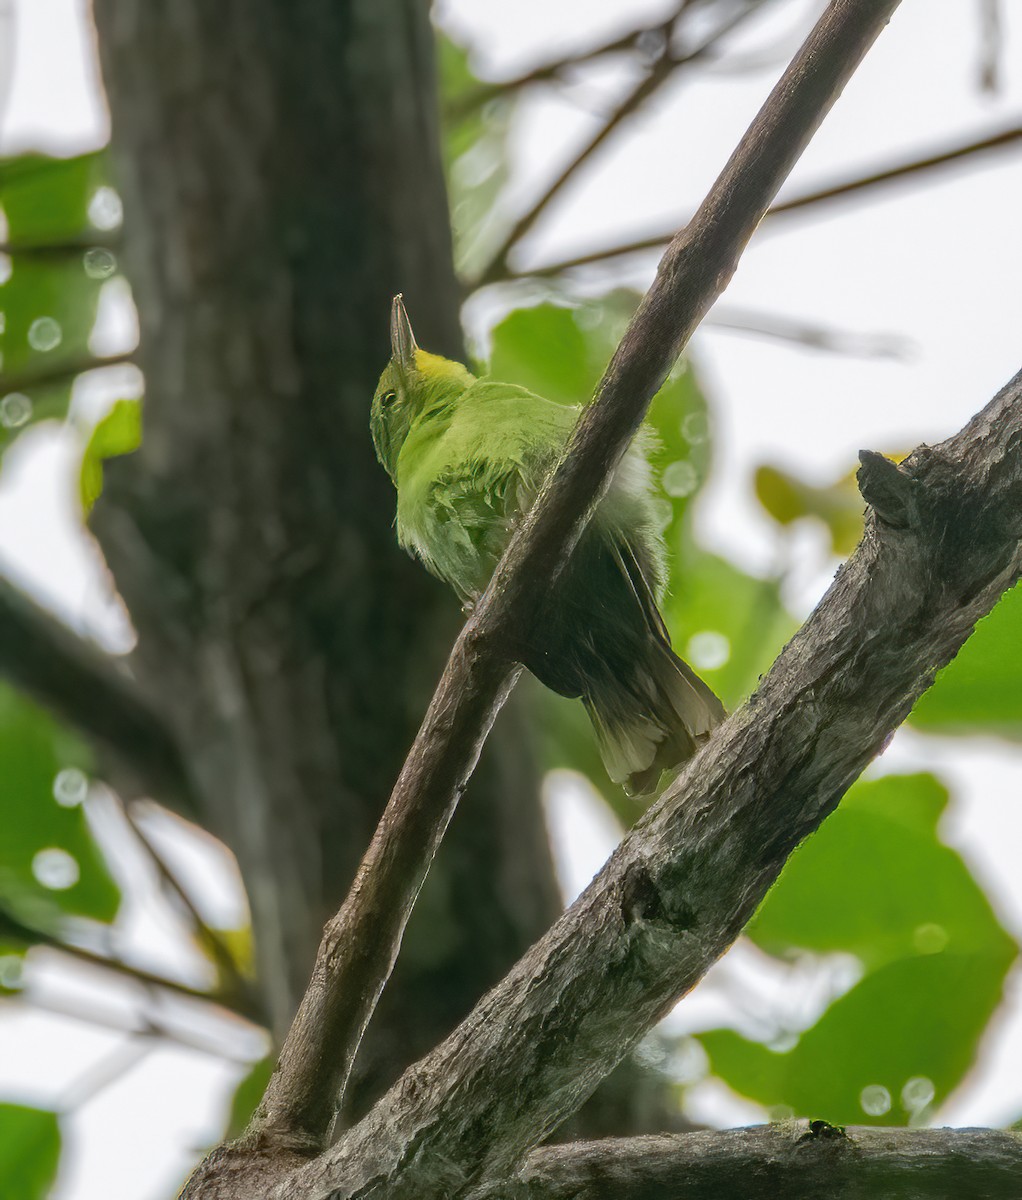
88;0;560;1107
478;1126;1022;1199
276;367;1020;1198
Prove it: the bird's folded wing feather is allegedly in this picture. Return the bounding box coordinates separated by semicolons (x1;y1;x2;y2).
397;382;576;602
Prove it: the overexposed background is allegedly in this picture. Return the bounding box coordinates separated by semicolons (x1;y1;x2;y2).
1;0;1021;1194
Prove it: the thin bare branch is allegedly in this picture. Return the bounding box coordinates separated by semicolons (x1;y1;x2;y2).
178;2;904;1189
296;368;1022;1200
6;987;261;1062
473;0;775;288
0;237;118;259
707;305;910;357
495;122;1022;280
0;350;136;395
58;1037;154;1111
0;902;257;1018
124;801;262;1020
0;573;199;818
445;0;694;121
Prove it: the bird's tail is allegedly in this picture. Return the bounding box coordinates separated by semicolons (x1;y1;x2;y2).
583;643;725;797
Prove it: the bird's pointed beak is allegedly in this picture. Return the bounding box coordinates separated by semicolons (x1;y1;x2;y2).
390;293;418;372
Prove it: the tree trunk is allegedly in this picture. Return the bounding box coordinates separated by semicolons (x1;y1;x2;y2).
88;0;560;1113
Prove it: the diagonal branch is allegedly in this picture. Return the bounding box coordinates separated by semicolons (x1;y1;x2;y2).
495;122;1022;281
176;2;905;1192
0;574;199;819
291;371;1022;1199
473;1126;1022;1199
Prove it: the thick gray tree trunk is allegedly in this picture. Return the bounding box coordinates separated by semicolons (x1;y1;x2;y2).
88;0;560;1115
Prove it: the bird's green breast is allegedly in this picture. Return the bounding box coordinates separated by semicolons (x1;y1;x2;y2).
394;377;666;602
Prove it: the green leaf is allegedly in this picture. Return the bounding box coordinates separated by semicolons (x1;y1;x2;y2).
489;295;712;531
0;151;106;244
755;461;864;555
0;1104;61;1199
0;153;114;464
748;774;1015;969
80;397;142;510
701;952;1008;1126
439;35;512;276
489;303;594;406
0;684;119;926
910;582;1022;738
663;547;796;712
698;774;1016;1124
495;298;794;816
225;1057;275;1139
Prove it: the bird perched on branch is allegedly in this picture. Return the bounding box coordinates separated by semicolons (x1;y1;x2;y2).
371;295;724;795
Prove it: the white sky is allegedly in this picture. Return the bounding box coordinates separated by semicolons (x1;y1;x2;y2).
1;0;1021;1195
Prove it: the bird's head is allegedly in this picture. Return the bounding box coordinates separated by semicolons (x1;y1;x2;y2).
370;294;474;481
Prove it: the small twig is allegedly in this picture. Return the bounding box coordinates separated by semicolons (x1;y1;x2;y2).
58;1036;153;1111
231;0;903;1170
445;0;693;121
0;237;119;259
978;0;1002;93
0;573;199;819
473;0;774;288
0;903;258;1018
491;123;1022;281
707;306;910;358
0;351;136;396
4;988;261;1062
123;800;262;1021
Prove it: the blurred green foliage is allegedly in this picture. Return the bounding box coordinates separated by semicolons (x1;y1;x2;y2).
80;395;141;510
0;1103;61;1199
488;296;795;817
911;583;1022;737
0;23;1019;1190
700;775;1016;1124
0;152;115;465
0;684;119;928
442;32;1022;1129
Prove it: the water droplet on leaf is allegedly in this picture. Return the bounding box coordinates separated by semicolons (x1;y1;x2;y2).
32;847;80;890
913;923;948;954
901;1076;935;1113
860;1084;891;1116
681;411;709;444
28;316;62;352
662;460;698;498
53;768;88;807
0;956;23;990
88;186;123;231
686;631;730;670
83;247;117;279
1;392;32;428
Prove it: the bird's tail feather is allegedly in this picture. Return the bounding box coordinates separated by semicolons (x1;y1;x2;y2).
584;643;725;797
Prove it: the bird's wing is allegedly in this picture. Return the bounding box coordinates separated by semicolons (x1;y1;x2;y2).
398;381;575;603
609;538;672;644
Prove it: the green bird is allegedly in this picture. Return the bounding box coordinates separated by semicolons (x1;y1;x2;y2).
371;295;725;795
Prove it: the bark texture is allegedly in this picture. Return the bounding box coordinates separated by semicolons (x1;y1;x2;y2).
487;1126;1022;1199
88;0;559;1109
284;371;1021;1198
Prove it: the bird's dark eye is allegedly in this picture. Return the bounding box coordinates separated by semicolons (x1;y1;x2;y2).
381;390;397;408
